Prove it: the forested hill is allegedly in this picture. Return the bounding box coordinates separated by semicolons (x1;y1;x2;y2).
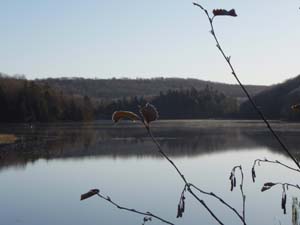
0;76;239;122
37;77;266;100
240;75;300;120
0;74;268;122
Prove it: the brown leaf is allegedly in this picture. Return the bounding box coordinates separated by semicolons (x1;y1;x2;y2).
112;111;141;123
213;9;237;17
80;189;100;201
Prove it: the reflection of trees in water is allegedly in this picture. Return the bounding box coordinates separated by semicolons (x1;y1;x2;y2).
242;130;300;160
1;121;300;170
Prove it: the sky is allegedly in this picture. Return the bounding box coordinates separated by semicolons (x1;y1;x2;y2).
0;0;299;85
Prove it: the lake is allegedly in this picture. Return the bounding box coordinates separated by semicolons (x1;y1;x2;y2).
1;120;300;225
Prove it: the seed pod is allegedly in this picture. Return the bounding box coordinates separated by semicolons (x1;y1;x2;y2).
230;178;234;191
176;204;182;218
281;192;287;214
251;167;256;183
229;172;234;181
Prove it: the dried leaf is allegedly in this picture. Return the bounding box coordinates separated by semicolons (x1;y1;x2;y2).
261;183;276;192
140;103;159;125
261;186;271;192
213;9;237;17
112;111;140;123
80;189;99;201
264;182;276;187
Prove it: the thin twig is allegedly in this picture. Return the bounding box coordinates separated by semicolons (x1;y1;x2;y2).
189;184;246;224
253;158;300;173
267;182;300;191
231;166;246;220
96;193;174;225
193;2;300;171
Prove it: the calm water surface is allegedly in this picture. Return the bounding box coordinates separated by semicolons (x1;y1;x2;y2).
1;120;300;225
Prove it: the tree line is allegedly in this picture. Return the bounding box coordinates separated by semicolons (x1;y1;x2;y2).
37;77;266;100
2;73;300;123
239;74;300;120
0;76;239;122
0;76;94;122
97;86;238;120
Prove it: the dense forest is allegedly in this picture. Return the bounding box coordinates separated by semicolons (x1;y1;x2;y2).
37;77;266;101
2;73;300;122
97;86;238;119
240;74;300;120
0;76;94;122
0;75;239;122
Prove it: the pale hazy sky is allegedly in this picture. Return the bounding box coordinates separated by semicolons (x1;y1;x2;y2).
0;0;299;85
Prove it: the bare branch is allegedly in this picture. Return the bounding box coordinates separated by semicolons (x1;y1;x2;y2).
252;158;300;178
230;166;246;220
260;182;300;214
262;182;300;191
193;2;300;171
95;192;175;225
189;183;245;224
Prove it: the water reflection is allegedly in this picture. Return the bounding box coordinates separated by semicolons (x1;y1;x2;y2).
1;120;300;225
1;120;300;171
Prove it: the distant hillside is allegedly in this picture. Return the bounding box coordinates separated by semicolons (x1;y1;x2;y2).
37;77;266;101
240;75;300;120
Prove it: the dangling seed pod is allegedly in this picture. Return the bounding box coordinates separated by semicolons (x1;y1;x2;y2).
229;171;235;191
176;188;186;218
281;186;287;214
251;167;256;183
